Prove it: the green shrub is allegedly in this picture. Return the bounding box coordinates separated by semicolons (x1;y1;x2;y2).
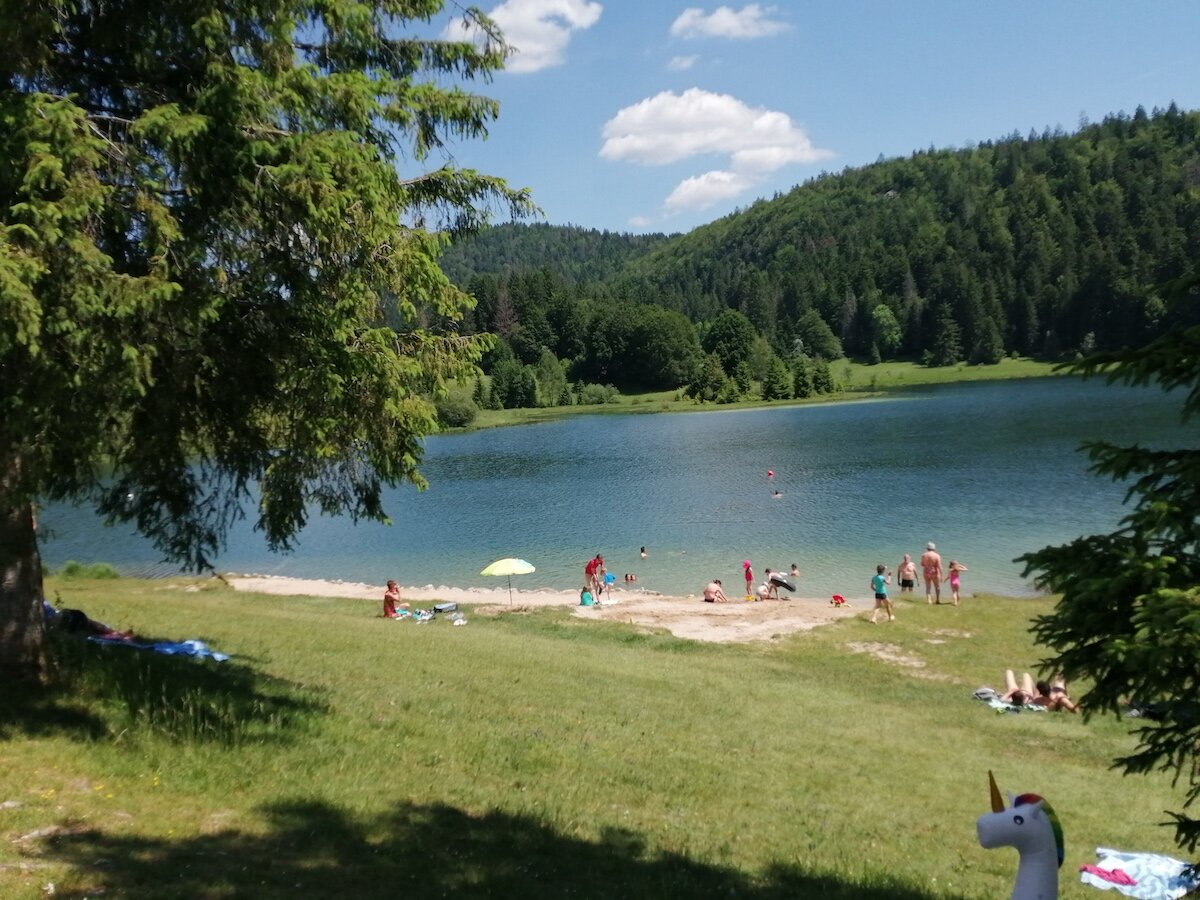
435;393;479;428
575;383;620;405
58;561;120;579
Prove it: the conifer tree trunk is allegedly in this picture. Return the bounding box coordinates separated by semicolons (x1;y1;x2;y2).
0;459;47;679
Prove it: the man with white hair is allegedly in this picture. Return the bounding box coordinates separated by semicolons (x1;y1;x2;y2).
921;542;944;605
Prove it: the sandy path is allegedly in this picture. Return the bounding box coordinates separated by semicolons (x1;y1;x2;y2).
222;575;857;643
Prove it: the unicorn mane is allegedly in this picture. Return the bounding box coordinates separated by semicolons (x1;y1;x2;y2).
1013;793;1064;868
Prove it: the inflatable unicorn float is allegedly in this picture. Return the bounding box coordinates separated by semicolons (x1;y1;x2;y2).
977;770;1064;900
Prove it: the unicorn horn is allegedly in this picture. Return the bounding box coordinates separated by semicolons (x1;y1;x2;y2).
988;770;1005;813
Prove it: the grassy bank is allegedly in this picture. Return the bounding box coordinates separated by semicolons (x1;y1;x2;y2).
469;357;1060;430
0;577;1182;898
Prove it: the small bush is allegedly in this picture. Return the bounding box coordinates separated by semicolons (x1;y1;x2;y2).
434;393;478;428
57;561;121;580
575;383;620;405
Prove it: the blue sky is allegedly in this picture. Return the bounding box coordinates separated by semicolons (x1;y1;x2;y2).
430;2;1200;235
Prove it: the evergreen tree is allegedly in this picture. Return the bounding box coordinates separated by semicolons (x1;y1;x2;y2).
0;0;532;675
812;359;835;394
686;353;731;403
761;356;794;400
970;315;1006;364
514;366;539;409
793;356;815;398
927;303;964;366
733;360;753;396
1019;274;1200;851
488;358;523;409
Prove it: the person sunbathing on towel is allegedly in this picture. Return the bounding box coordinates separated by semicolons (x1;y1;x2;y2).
1000;670;1079;712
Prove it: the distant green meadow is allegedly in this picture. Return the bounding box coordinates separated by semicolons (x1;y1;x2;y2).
0;576;1182;898
469;357;1060;430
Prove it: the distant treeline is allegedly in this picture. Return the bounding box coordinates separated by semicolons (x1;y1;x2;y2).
438;104;1200;416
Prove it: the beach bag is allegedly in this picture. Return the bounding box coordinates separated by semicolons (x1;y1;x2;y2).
434;602;458;614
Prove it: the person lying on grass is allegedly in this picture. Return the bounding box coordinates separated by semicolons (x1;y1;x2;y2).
45;602;134;641
1000;670;1079;712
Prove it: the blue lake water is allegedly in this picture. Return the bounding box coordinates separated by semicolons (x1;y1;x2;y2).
38;377;1189;600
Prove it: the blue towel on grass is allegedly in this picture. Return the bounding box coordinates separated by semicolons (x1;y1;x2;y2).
88;636;230;662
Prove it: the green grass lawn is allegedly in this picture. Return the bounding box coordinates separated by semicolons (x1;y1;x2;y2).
0;578;1182;898
468;357;1060;431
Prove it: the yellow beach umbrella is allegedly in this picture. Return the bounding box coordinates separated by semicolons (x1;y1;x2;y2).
480;557;536;605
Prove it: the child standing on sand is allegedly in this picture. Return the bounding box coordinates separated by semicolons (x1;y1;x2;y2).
742;560;754;600
947;561;969;606
870;564;894;624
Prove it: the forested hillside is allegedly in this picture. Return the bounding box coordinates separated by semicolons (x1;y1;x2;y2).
439;222;674;286
616;104;1199;364
438;105;1199;420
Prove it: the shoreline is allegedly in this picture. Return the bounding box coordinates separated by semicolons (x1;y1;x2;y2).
460;360;1062;433
222;573;858;643
222;573;636;606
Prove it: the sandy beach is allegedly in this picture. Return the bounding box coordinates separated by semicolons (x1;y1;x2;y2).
223;574;857;643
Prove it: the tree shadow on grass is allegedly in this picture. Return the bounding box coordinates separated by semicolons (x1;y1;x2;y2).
49;799;943;899
0;633;323;745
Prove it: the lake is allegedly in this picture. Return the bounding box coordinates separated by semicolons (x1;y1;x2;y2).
38;376;1187;600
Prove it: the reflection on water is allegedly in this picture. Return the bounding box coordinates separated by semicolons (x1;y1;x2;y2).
39;377;1187;599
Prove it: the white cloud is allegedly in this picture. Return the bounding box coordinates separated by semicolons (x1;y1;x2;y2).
670;4;789;40
600;88;828;169
444;0;603;74
600;88;831;213
667;54;699;71
664;171;753;212
628;215;653;228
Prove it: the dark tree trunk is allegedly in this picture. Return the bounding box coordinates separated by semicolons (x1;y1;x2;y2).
0;459;47;679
